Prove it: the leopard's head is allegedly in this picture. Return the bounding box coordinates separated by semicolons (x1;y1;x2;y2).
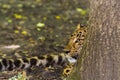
64;24;87;58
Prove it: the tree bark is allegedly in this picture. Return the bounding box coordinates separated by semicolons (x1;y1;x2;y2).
67;0;120;80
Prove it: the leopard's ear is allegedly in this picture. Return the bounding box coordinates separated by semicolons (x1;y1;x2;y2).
76;24;81;29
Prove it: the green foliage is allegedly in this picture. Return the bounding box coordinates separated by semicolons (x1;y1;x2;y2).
76;8;87;15
8;73;26;80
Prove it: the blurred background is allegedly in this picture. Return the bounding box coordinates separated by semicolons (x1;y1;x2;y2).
0;0;89;56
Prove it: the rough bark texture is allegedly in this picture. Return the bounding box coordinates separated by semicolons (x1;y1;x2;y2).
67;0;120;80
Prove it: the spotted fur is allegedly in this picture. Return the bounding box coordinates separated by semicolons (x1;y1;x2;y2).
63;24;87;76
64;24;87;58
0;53;72;71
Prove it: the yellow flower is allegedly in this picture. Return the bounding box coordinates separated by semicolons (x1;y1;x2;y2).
76;8;86;15
55;15;61;20
43;17;47;21
14;13;22;19
36;22;45;27
14;30;19;34
21;31;27;35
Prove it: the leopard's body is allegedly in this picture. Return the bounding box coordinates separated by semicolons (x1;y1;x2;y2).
0;24;87;77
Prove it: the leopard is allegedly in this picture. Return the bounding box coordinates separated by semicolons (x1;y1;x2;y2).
63;24;87;76
0;24;87;78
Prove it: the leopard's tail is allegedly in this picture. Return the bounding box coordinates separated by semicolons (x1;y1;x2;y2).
0;53;69;71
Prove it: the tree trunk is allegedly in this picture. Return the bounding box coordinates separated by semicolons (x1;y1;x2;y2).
67;0;120;80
